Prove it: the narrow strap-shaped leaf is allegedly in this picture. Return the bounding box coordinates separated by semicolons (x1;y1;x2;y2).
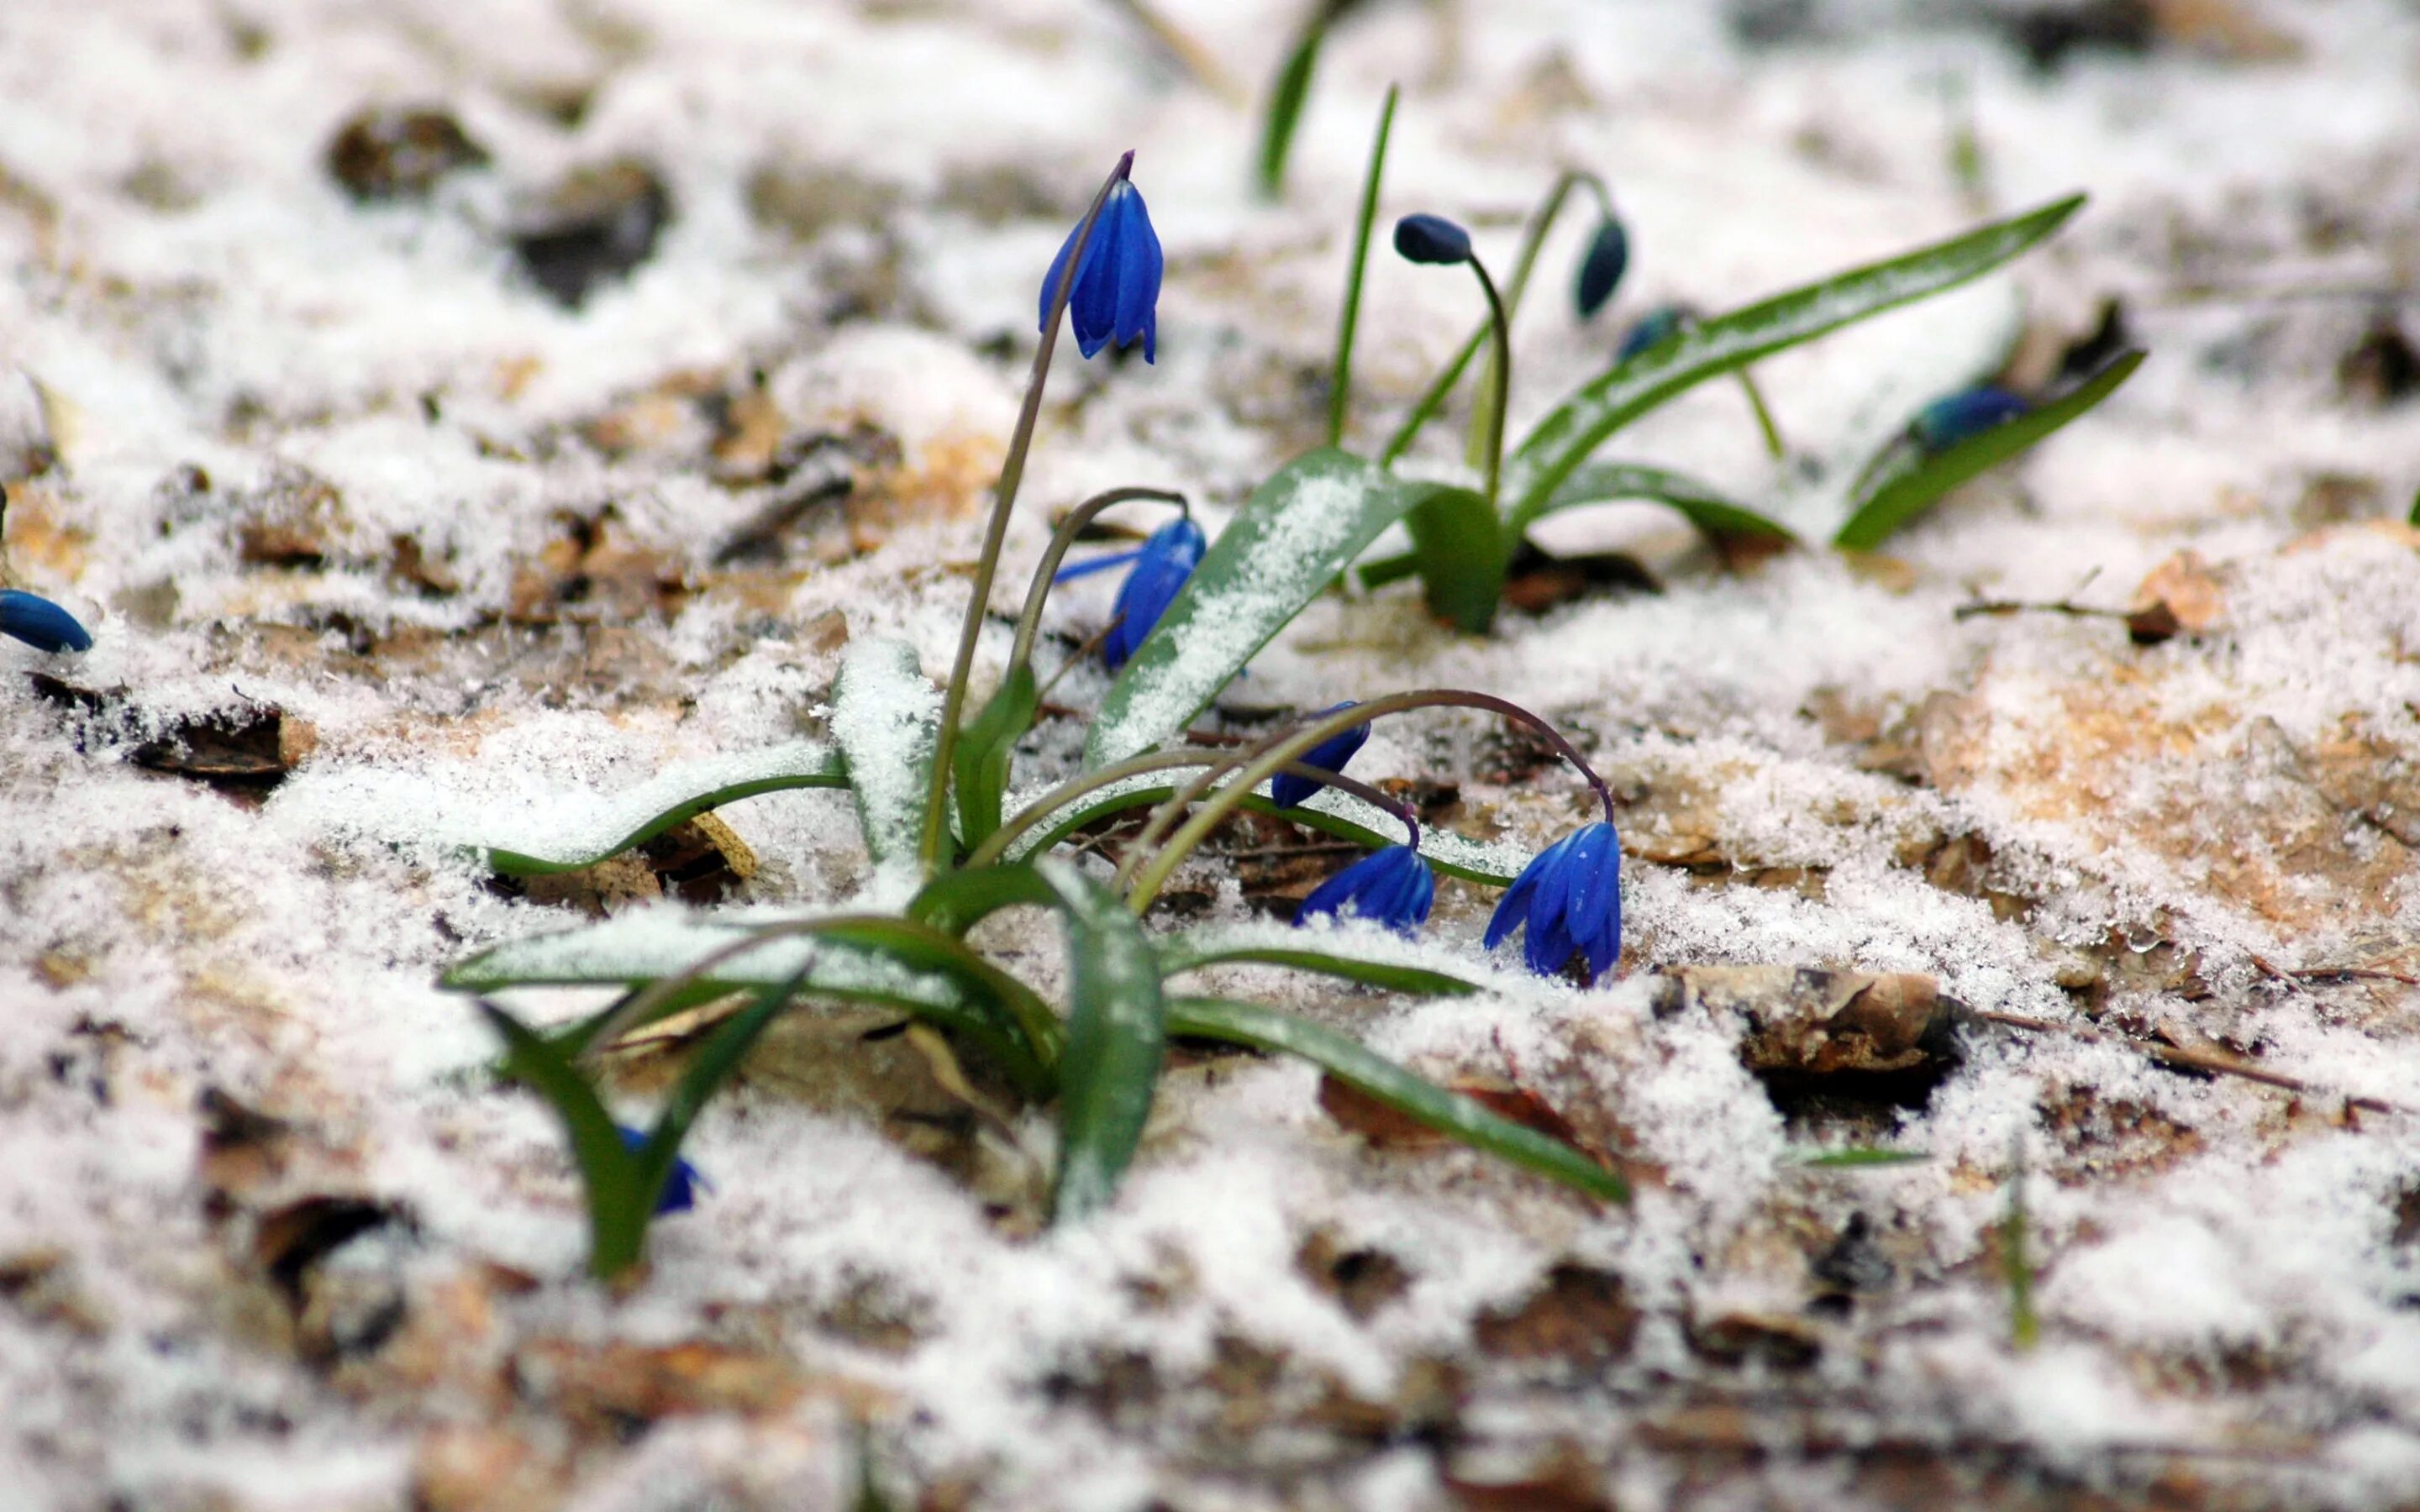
952;663;1039;850
1086;449;1425;769
633;965;813;1219
1257;3;1345;198
1158;925;1486;996
479;1000;650;1277
908;861;1058;937
1538;461;1797;544
475;743;844;875
1164;996;1627;1203
1038;859;1168;1222
1398;482;1506;634
1791;1147;1931;1168
1832;350;2144;551
832;638;943;869
1506;195;2086;530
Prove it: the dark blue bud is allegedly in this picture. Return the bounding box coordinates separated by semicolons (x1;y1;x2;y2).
1295;844;1434;935
1393;213;1472;266
0;590;93;654
1574;217;1629;318
1911;386;2030;452
1270;704;1371;810
1616;304;1691;363
617;1123;708;1215
1102;515;1205;670
1484;821;1623;979
1039;176;1163;363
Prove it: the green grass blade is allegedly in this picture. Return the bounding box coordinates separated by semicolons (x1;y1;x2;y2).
1400;482;1506;633
1328;84;1398;446
1158;926;1486;996
833;638;943;869
1085;449;1428;769
1506;195;2088;531
1832;350;2143;551
1039;859;1168;1222
477;743;845;875
634;964;813;1218
1790;1146;1931;1168
952;662;1038;850
478;1000;650;1278
1256;5;1336;198
1165;997;1627;1203
1537;461;1797;545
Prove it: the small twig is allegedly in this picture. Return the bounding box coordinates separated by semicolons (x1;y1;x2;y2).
1970;1008;2398;1114
1951;596;2132;624
1100;0;1247;103
2250;953;2420;989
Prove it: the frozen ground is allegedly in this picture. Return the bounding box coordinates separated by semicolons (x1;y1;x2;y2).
5;0;2420;1507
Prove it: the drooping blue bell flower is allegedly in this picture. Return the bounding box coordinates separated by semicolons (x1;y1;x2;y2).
1617;304;1690;363
0;589;93;654
1039;165;1163;362
1485;821;1623;979
1393;213;1472;266
1295;844;1434;935
1911;386;2030;452
1574;216;1629;318
1270;704;1370;810
617;1123;708;1215
1055;515;1205;670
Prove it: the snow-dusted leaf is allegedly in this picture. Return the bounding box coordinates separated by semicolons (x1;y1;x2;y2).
1537;462;1795;545
1085;449;1426;769
1039;859;1166;1223
1158;921;1489;996
832;638;941;869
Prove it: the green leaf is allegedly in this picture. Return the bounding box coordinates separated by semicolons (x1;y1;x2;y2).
1832;350;2144;551
997;772;1534;885
478;1000;651;1278
1327;84;1398;447
1506;195;2088;532
1400;482;1505;633
832;638;942;869
1537;461;1797;545
1086;449;1428;769
631;967;809;1223
952;663;1038;850
474;743;845;876
1255;6;1334;199
1790;1146;1931;1168
1164;997;1628;1203
1158;923;1487;996
1037;859;1167;1222
907;861;1056;937
444;911;1057;1099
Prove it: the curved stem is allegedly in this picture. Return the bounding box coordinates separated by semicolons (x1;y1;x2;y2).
1328;85;1398;449
1468;257;1511;511
1009;487;1186;675
1124;689;1612;913
920;150;1134;876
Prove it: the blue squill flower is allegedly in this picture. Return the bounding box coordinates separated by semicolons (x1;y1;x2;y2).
1296;844;1434;935
1912;386;2030;452
617;1123;708;1215
1617;304;1690;363
1270;704;1370;810
1393;213;1472;266
1039;161;1162;362
1053;515;1204;670
1485;821;1623;979
1574;216;1629;318
0;590;93;654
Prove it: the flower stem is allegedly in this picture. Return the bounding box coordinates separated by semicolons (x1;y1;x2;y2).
1123;689;1611;913
1327;84;1398;449
920;151;1134;876
1737;370;1787;460
1467;255;1511;512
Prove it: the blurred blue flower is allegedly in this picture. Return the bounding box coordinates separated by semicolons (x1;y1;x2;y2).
1574;216;1629;318
1616;304;1689;363
1270;704;1370;810
1393;213;1472;266
1295;844;1434;935
1055;515;1205;670
1039;173;1162;362
0;590;92;654
1485;821;1623;979
1912;386;2030;452
617;1123;708;1215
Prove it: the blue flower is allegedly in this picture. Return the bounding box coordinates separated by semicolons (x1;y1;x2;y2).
1057;515;1204;670
1485;821;1623;979
1039;173;1162;362
1617;304;1690;363
1295;844;1434;935
1574;216;1629;318
1393;213;1472;266
0;590;92;654
1912;386;2030;452
1270;704;1370;810
617;1123;708;1215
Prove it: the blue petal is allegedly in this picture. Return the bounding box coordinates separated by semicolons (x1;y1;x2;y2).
1570;823;1624;978
616;1123;706;1215
1053;545;1146;584
1270;706;1370;809
0;590;93;654
1485;835;1565;950
1912;386;2029;452
1103;517;1203;669
1575;218;1628;318
1618;305;1687;363
1107;183;1162;362
1296;847;1392;926
1525;908;1578;977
